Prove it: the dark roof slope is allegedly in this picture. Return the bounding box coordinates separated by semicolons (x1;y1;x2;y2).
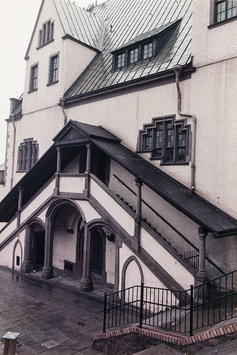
64;0;192;100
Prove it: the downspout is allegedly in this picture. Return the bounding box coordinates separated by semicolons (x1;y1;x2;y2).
173;65;196;191
10;113;16;189
59;98;67;125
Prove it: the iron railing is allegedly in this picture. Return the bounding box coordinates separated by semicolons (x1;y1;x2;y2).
103;270;237;335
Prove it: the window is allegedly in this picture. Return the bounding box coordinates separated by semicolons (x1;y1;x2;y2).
49;54;59;84
129;48;139;64
38;20;54;47
143;42;153;60
117;53;125;68
138;117;189;164
29;64;38;91
17;139;38;172
214;0;237;23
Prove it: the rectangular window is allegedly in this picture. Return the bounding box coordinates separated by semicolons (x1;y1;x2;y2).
30;65;38;91
129;48;139;64
153;123;163;158
38;20;54;47
49;55;59;83
215;0;237;23
143;42;153;59
165;122;174;162
117;53;125;68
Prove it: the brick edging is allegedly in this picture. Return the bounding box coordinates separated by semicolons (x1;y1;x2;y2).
91;322;237;347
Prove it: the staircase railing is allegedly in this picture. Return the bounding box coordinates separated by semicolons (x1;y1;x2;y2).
113;174;225;275
103;270;237;336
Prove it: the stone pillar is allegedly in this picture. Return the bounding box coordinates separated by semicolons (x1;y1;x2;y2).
42;218;54;279
22;226;33;273
133;178;143;252
17;187;23;226
195;227;208;300
54;147;61;195
84;143;92;197
80;224;93;291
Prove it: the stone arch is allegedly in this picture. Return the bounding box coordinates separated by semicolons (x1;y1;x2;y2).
42;198;85;279
12;239;23;271
22;218;46;273
121;255;144;290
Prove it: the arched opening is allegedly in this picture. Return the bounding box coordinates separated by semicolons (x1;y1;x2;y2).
91;229;103;275
33;230;45;270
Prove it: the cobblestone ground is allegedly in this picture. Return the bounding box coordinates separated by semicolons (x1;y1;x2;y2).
0;266;105;354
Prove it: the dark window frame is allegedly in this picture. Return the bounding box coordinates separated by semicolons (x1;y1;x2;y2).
29;64;38;92
48;54;59;84
17;138;39;172
210;0;237;26
38;19;54;48
138;116;190;165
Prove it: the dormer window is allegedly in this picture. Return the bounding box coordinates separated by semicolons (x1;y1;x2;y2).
112;19;180;71
142;42;153;60
38;20;54;48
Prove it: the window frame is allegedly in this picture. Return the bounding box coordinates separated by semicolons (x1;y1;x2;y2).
17;138;39;172
48;53;59;85
210;0;237;26
29;63;38;92
138;116;190;165
38;19;54;48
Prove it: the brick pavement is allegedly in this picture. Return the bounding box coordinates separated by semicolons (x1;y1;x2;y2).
0;266;105;354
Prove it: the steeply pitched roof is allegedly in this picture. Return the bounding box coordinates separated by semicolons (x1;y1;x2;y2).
54;0;105;51
0;121;236;239
64;0;192;100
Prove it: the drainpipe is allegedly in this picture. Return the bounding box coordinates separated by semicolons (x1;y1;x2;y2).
9;113;16;189
59;98;67;125
173;65;196;191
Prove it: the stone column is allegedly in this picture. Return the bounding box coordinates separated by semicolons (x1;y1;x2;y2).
195;227;208;300
84;143;92;197
80;224;93;291
133;178;143;252
54;147;61;195
42;218;54;279
22;226;33;273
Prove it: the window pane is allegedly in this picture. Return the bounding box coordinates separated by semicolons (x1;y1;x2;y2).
153;123;163;157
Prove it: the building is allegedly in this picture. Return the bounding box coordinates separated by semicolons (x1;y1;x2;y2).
0;0;236;294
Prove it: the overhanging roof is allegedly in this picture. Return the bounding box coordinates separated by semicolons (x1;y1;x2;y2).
0;121;236;238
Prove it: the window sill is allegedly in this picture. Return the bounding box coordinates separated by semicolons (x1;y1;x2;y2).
47;80;58;86
37;39;54;50
208;15;237;29
160;161;189;166
28;89;38;94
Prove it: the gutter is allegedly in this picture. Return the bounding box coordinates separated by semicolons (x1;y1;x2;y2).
173;64;196;191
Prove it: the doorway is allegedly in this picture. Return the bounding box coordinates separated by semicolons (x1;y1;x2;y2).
91;230;103;275
33;231;45;270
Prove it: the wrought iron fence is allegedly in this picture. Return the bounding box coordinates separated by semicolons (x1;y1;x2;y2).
103;270;237;336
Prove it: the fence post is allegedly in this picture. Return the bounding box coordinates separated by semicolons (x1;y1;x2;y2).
103;293;107;333
190;285;194;336
140;283;144;328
